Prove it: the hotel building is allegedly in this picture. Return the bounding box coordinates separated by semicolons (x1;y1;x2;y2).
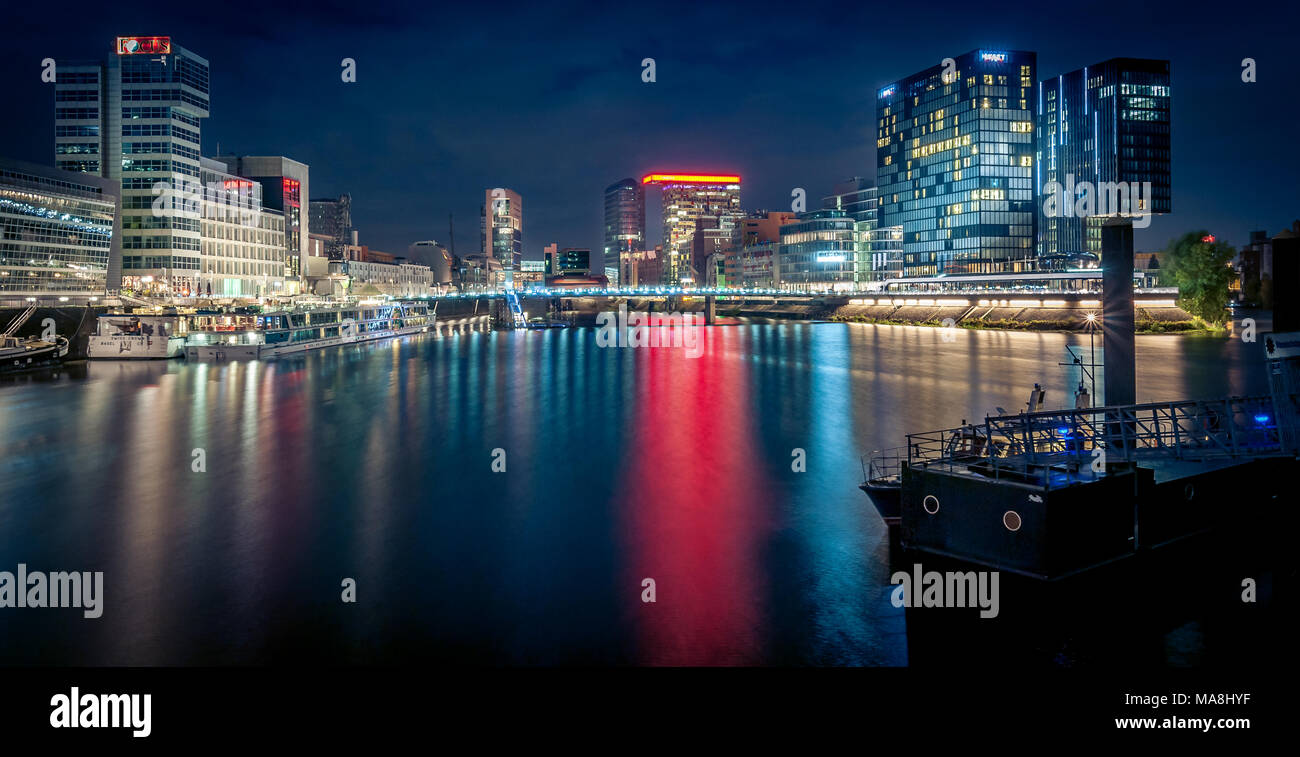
196;157;286;298
0;156;121;302
603;178;645;286
878;49;1038;277
642;173;741;285
54;36;209;297
216;155;310;288
1036;58;1171;264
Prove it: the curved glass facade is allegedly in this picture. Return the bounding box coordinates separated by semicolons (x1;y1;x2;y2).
0;158;119;299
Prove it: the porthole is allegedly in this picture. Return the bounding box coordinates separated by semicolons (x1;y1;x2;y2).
1003;510;1022;532
923;495;940;514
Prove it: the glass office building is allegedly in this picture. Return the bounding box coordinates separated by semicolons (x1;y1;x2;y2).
0;156;121;301
822;177;894;286
1037;58;1171;264
878;49;1037;277
55;36;210;297
603;178;644;287
777;209;857;292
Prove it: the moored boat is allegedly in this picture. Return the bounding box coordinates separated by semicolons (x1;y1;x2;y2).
1;334;69;373
184;300;433;361
87;312;190;359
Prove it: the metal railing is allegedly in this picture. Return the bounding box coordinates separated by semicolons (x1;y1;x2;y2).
904;395;1287;490
862;446;906;485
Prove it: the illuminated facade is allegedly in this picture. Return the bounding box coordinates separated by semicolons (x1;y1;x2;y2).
878;49;1038;277
642;173;741;285
216;155;310;287
544;247;589;276
0;156;121;301
482;188;522;288
822;177;893;285
603;178;644;287
196;157;286;298
55;36;210;297
1036;58;1171;264
777;209;858;292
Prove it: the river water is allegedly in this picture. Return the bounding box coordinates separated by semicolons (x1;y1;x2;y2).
0;322;1272;665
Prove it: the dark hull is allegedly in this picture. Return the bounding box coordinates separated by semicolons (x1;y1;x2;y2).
859;481;902;526
1;342;66;374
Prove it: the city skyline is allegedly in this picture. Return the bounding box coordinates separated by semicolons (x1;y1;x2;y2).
3;1;1297;262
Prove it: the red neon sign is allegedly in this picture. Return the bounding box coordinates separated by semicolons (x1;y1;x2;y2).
642;173;742;185
117;36;171;55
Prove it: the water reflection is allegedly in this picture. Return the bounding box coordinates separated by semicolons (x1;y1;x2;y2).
0;324;1268;665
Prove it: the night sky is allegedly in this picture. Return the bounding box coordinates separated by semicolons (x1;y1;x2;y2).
3;0;1297;258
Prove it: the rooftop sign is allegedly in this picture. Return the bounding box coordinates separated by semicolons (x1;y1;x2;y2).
117;36;171;55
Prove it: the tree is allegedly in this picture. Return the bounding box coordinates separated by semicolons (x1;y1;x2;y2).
1162;231;1237;326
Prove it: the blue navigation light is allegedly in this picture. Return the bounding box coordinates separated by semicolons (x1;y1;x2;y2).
1254;414;1271;425
1056;427;1071;436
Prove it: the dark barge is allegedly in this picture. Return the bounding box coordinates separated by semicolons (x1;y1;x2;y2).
861;331;1300;580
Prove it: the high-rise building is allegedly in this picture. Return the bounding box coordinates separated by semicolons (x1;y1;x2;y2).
482;188;522;287
55;35;210;296
878;49;1038;277
0;156;121;302
777;209;858;292
603;178;645;287
642;173;741;285
309;195;352;260
216;155;310;286
1036;58;1171;264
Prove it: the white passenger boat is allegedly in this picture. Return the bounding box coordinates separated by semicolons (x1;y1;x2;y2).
183;300;433;361
87;313;190;359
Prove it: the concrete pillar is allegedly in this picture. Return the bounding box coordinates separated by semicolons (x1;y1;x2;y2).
704;295;716;325
1102;217;1136;407
1273;229;1299;333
